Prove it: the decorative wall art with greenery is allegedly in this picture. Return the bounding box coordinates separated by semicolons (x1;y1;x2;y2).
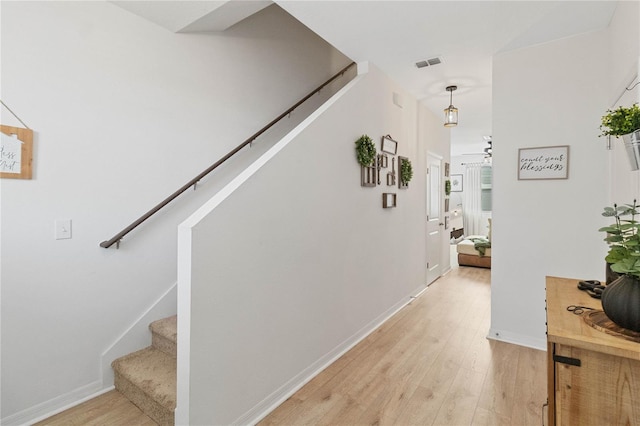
356;134;377;187
354;133;413;206
355;134;376;167
398;156;413;189
444;179;451;212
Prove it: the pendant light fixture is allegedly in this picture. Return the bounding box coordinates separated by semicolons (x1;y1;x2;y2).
444;85;458;127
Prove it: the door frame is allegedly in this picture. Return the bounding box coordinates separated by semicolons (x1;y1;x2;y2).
426;151;444;285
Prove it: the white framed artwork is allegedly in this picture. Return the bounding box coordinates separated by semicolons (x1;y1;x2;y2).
518;145;569;180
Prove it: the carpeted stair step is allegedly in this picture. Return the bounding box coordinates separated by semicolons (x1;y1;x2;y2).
150;315;177;358
111;347;176;426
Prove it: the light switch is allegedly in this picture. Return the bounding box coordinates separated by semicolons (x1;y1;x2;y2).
55;219;72;240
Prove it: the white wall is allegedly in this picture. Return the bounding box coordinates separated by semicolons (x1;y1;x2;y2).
607;1;640;203
177;63;440;425
491;7;639;349
0;2;351;422
607;1;640;109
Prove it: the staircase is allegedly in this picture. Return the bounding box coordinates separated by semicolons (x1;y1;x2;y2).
111;315;177;426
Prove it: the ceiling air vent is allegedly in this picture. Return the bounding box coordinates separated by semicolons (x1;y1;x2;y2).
416;57;442;68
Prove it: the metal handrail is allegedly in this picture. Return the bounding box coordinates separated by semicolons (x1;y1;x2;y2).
100;61;356;248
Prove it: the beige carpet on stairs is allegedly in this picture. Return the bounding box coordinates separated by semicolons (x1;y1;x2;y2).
112;315;177;426
150;315;177;358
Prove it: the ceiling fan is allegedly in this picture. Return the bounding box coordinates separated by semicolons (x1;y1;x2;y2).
483;139;492;158
462;136;492;159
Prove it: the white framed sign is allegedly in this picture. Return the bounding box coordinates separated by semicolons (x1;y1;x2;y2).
518;145;569;180
381;135;398;155
450;174;463;192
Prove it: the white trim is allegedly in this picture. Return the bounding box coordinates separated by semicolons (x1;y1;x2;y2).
236;284;426;426
1;383;113;426
175;226;193;426
413;284;429;299
487;328;547;351
425;152;444;285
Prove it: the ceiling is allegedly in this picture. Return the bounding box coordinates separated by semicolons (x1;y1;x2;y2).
112;0;619;155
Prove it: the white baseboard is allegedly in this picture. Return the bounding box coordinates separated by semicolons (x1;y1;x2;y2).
236;285;424;426
487;328;547;351
1;382;112;426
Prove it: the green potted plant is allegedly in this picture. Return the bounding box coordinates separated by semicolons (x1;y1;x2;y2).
599;200;640;331
599;103;640;170
355;135;376;167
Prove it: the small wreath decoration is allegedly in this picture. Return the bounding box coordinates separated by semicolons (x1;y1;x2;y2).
355;134;376;167
400;158;413;184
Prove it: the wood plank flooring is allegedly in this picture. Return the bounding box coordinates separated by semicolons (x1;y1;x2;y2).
35;265;547;425
259;266;547;426
34;390;156;426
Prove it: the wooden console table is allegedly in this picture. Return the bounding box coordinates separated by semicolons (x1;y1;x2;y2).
546;276;640;425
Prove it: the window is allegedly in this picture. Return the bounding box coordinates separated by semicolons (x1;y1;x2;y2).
481;166;492;211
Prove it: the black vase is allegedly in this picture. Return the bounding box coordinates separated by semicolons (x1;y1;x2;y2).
606;262;621;285
601;274;640;332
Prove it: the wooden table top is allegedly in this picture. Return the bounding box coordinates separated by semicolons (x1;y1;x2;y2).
546;276;640;360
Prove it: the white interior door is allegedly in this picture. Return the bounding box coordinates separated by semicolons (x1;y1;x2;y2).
426;153;443;285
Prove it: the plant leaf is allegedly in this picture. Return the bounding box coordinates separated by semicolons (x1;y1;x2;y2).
599;226;620;232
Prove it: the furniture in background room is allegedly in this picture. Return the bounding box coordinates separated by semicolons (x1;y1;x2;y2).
546;276;640;425
450;228;464;239
456;237;491;268
456;218;491;268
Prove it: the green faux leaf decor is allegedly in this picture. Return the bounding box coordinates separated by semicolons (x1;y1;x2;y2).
600;104;640;137
355;135;376;167
400;158;413;184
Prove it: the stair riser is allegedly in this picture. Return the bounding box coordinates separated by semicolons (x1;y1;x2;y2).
114;372;174;426
152;332;177;358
